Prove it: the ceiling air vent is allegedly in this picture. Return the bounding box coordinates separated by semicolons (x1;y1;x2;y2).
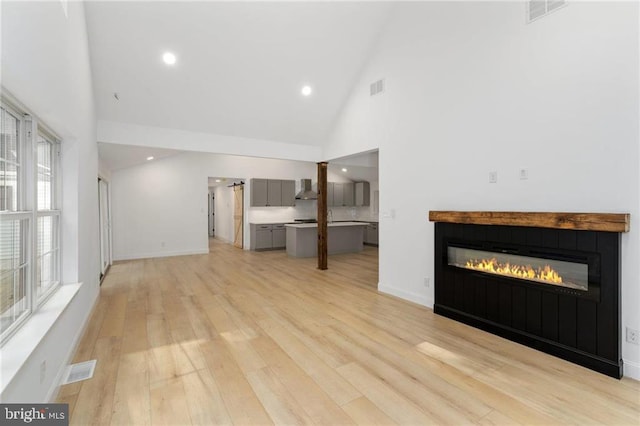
370;79;385;96
527;0;567;23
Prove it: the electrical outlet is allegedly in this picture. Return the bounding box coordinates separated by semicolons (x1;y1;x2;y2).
626;327;639;345
489;171;498;183
40;360;46;384
423;277;430;288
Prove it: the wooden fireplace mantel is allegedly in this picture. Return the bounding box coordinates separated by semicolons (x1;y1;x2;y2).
428;211;630;233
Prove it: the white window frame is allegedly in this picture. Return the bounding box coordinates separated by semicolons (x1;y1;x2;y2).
35;128;61;305
0;97;62;345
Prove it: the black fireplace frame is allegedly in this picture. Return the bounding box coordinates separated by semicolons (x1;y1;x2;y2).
434;222;622;378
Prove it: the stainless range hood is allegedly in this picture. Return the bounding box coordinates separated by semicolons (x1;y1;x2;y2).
294;179;317;200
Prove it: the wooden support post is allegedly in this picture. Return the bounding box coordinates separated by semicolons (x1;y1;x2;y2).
317;162;328;270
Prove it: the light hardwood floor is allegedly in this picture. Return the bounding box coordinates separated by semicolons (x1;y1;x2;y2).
58;238;640;425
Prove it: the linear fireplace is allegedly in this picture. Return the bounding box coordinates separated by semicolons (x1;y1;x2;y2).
429;211;629;378
446;242;599;300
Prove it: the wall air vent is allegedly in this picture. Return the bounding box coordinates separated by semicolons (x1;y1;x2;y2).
370;79;385;96
527;0;567;23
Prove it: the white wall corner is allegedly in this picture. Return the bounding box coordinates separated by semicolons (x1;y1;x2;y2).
378;282;433;308
623;359;640;381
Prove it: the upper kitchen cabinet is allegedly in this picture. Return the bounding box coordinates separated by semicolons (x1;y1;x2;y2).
281;180;295;206
343;183;355;207
327;182;335;207
355;182;370;206
331;182;355;207
251;179;268;206
333;183;344;206
267;180;282;206
250;178;295;207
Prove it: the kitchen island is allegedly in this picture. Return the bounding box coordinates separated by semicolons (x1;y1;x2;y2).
285;222;369;258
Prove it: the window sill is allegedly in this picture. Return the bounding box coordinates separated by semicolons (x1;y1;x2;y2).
0;283;81;395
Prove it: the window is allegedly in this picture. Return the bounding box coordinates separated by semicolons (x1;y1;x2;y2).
0;99;61;344
36;132;60;301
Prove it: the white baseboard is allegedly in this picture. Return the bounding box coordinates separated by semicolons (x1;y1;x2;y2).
378;282;432;308
45;286;99;402
624;358;640;381
113;248;209;261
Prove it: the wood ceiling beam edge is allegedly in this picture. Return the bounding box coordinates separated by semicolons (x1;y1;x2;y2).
428;211;630;233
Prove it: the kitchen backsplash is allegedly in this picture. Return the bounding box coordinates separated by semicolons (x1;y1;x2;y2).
248;201;378;223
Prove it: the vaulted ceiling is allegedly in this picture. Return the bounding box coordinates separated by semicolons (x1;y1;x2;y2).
86;1;395;151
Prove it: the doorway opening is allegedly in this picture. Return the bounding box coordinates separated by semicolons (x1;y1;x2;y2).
207;177;246;249
325;149;379;286
98;177;112;283
208;190;215;237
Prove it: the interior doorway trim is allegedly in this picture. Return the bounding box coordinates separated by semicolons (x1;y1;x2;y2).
98;177;112;284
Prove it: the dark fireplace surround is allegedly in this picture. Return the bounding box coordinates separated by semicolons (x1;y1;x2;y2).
430;211;629;378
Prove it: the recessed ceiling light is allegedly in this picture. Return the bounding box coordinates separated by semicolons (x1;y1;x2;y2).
301;85;313;96
341;168;348;172
146;156;154;161
162;52;177;66
215;179;221;183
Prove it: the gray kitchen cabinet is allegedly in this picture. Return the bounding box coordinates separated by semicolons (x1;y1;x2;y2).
251;179;269;207
355;182;370;206
272;224;286;248
267;180;282;206
281;180;295;206
250;179;295;207
343;182;355;206
250;223;287;250
332;182;355;207
333;183;344;206
255;227;273;250
364;222;378;246
327;182;335;207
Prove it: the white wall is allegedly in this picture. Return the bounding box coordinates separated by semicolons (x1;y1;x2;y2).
110;152;321;259
1;1;100;400
325;1;640;378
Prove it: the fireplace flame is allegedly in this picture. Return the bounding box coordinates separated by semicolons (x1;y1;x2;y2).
465;258;563;284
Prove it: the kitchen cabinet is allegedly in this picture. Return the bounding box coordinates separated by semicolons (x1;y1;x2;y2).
281;180;295;206
250;179;295;207
250;223;287;250
285;222;368;257
272;225;286;248
330;182;355;207
255;226;273;250
327;182;334;207
251;179;268;207
355;182;370;206
364;222;378;246
343;183;355;206
333;183;343;206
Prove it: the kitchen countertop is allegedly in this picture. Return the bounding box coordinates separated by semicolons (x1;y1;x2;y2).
285;221;369;229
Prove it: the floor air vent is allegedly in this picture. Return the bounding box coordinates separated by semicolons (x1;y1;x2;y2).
61;360;97;384
528;0;567;23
